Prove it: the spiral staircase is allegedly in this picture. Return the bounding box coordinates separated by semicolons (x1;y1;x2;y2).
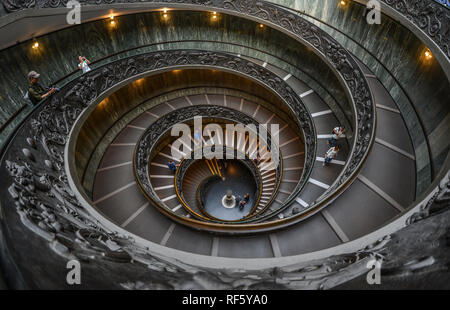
0;0;449;289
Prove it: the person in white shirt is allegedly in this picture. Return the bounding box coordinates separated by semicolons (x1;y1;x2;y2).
323;145;340;166
78;56;91;73
328;126;345;147
332;126;344;139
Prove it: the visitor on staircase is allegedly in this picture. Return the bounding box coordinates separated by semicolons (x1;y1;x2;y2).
328;126;345;147
78;56;92;73
167;160;179;172
26;71;58;106
323;145;340;166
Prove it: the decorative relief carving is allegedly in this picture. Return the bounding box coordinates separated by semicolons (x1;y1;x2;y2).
406;170;450;225
2;0;378;214
3;0;445;57
1;7;376;238
0;50;317;252
0;1;380;286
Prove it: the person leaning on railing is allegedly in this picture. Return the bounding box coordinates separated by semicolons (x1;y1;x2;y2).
25;71;58;106
77;56;91;74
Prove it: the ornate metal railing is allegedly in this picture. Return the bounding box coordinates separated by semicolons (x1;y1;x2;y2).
0;38;335;151
135;107;282;224
1;5;375;233
0;0;447;289
1;2;377;214
1;0;448;58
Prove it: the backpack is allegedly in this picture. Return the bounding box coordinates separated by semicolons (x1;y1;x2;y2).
23;91;35;107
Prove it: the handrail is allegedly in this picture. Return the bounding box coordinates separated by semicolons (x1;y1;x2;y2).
143;116;281;224
378;0;450;60
2;1;375;236
3;0;447;138
174;157;216;221
273;0;434;187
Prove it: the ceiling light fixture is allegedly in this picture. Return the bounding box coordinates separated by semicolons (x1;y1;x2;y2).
109;14;116;26
162;8;169;19
339;0;347;7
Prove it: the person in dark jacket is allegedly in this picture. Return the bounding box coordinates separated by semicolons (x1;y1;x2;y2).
27;71;57;105
167;160;179;172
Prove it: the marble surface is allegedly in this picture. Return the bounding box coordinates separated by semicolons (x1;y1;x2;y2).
0;2;448;190
0;10;349;146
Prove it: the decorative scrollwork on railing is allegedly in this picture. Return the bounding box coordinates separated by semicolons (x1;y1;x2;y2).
0;0;446;288
2;3;377;230
0;49;317;237
134;106;282;224
2;0;447;58
7;0;375;214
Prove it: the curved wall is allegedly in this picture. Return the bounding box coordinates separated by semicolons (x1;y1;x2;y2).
0;1;448;191
0;10;350;143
